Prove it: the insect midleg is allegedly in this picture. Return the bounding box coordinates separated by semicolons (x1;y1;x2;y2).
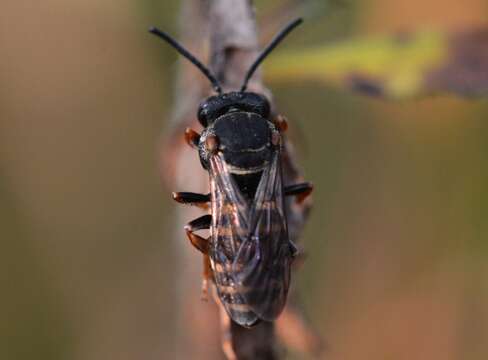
184;214;211;253
284;182;313;204
173;191;210;209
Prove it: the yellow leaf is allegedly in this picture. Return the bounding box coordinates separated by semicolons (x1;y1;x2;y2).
265;30;475;99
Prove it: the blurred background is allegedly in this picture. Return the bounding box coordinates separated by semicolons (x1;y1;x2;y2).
2;0;488;359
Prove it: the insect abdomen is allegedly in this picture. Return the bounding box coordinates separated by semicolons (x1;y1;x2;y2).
211;253;260;327
208;151;290;327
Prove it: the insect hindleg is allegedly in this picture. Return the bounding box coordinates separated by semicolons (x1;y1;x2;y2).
184;214;211;253
173;192;210;209
284;182;313;204
291;248;307;270
201;254;212;301
184;214;213;300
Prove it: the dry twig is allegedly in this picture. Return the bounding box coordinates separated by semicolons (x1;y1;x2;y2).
163;1;318;358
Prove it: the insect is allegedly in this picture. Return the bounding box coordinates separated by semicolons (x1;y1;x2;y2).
150;18;313;327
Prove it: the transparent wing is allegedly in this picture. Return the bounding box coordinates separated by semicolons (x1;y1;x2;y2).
209;153;257;326
209;150;291;323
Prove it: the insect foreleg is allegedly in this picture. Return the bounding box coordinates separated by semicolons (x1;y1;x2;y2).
184;127;200;149
173;192;210;209
284;182;313;204
184;214;211;254
273;114;289;132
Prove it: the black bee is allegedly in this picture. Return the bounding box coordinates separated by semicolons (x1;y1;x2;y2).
150;18;313;327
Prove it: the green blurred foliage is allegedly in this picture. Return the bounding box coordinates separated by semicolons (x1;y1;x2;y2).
267;28;488;98
267;31;447;98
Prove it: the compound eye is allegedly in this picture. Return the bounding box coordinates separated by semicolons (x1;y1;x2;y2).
197;106;209;127
260;97;271;118
244;92;271;118
198;96;221;127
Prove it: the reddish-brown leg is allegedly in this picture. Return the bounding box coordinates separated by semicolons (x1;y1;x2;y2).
184;214;211;253
274;114;289;132
184;127;200;149
184;215;212;299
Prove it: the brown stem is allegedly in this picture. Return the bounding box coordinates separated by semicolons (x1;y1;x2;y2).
165;1;316;359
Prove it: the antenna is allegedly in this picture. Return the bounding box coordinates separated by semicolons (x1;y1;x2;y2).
240;18;303;92
149;27;223;94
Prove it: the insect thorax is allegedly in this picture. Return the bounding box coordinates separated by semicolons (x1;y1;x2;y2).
199;110;277;199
